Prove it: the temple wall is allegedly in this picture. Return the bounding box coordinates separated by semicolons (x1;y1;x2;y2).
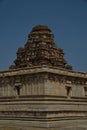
0;72;86;98
0;67;87;129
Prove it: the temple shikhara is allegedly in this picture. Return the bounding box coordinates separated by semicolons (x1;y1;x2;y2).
0;25;87;130
10;25;72;70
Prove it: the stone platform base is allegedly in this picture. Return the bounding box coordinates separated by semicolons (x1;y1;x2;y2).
0;119;87;130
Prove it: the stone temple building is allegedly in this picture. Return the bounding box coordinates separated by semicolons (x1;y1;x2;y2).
0;25;87;130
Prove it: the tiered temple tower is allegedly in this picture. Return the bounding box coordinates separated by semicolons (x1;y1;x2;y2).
0;25;87;130
10;25;72;70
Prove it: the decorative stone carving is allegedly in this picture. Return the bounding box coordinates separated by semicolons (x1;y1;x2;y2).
10;25;72;70
0;25;87;130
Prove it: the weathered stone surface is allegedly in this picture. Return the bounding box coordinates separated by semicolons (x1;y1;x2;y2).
10;25;72;70
0;25;87;130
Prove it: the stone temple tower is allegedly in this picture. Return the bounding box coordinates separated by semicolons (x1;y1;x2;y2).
10;25;72;70
0;25;87;130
